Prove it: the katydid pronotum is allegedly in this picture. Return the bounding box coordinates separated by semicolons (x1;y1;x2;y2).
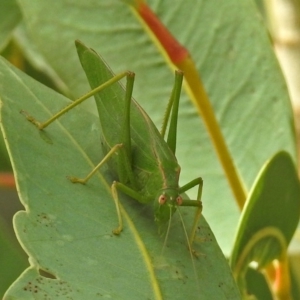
23;41;203;248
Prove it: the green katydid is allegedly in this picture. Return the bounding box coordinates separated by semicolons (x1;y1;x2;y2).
23;40;203;246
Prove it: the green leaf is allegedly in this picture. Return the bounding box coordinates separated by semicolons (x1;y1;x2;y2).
230;151;300;292
244;268;273;300
0;54;241;299
0;0;22;50
15;0;296;254
0;215;28;298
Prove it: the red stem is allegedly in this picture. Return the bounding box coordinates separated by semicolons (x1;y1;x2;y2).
0;172;15;189
137;2;189;64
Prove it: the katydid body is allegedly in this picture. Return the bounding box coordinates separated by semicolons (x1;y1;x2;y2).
77;42;202;240
24;40;202;244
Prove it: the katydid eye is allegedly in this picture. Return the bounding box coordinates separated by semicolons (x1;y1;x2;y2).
158;195;166;205
176;196;183;206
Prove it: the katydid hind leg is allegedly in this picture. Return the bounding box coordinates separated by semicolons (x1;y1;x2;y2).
116;71;138;190
22;72;129;130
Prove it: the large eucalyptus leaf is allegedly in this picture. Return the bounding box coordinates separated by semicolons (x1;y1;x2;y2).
14;0;296;254
0;53;241;299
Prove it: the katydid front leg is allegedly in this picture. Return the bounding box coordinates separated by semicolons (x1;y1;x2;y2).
179;178;203;246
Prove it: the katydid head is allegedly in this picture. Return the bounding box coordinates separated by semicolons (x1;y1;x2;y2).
154;188;182;225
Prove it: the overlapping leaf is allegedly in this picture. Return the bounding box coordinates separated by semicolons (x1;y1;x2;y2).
230;151;300;296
